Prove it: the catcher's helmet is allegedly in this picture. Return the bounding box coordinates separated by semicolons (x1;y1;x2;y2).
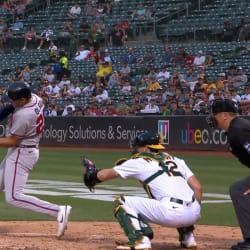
131;131;165;150
7;81;31;101
210;99;238;114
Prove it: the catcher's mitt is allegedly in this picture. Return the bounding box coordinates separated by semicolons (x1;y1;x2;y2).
82;157;101;192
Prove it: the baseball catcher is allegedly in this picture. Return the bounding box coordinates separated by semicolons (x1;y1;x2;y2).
82;157;101;192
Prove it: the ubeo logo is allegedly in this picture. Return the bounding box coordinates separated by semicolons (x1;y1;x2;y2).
180;122;227;145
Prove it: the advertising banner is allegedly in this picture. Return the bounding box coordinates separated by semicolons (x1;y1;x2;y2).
39;115;241;151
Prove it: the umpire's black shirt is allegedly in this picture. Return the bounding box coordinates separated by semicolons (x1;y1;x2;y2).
227;117;250;167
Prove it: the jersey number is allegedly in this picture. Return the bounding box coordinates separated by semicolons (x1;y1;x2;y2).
36;114;44;134
163;161;183;177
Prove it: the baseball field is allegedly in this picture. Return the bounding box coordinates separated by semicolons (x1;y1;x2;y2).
0;147;247;249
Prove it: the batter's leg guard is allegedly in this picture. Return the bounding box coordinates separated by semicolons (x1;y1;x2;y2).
177;225;195;241
114;196;143;246
138;214;154;240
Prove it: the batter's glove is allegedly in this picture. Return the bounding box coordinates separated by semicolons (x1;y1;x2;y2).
114;158;128;166
82;157;101;192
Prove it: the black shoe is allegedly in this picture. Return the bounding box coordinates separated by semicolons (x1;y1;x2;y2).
231;241;250;250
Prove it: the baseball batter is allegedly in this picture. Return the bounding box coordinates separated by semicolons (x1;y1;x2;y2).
83;131;202;249
0;81;71;238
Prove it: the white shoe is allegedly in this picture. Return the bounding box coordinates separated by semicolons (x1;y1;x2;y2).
37;46;41;50
57;205;72;238
181;232;197;249
116;236;151;250
22;46;26;51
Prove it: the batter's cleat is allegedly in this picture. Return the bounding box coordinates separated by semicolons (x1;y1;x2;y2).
180;232;197;249
115;236;151;250
231;240;250;250
57;205;72;238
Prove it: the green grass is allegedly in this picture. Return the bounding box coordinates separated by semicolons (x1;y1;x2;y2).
0;148;246;227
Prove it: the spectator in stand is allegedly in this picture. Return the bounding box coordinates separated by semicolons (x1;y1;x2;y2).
115;98;131;115
131;4;147;19
241;85;250;101
0;1;11;14
49;79;61;99
96;58;112;79
58;50;70;79
156;65;170;84
169;99;185;115
216;72;228;89
41;67;56;85
107;70;121;89
103;0;112;15
67;79;81;97
45;103;58;117
58;74;71;89
231;88;241;103
183;103;194;115
160;46;175;64
146;65;158;80
109;24;125;46
136;76;148;92
62;97;76;116
146;76;161;91
192;50;206;67
93;86;110;104
19;64;34;85
82;79;96;97
204;52;215;67
48;41;58;62
137;50;154;65
7;66;22;83
123;47;138;64
141;97;160;113
120;78;133;94
74;44;90;61
86;45;98;63
67;3;81;18
222;20;235;42
103;48;115;64
229;67;248;90
119;62;131;75
37;26;54;50
10;17;23;31
79;18;90;33
97;17;107;36
208;86;218;102
173;47;187;66
88;23;104;50
22;25;39;50
185;53;195;67
13;1;26;19
196;66;206;80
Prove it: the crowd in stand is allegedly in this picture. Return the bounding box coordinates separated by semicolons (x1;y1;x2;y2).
0;0;249;117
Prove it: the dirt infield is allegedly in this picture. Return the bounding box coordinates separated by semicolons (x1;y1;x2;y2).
0;221;241;250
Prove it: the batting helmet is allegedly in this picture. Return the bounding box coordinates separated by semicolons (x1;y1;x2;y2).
131;131;165;150
7;81;31;101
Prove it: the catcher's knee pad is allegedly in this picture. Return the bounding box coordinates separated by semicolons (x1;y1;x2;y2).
113;196;143;245
138;214;154;240
177;225;195;241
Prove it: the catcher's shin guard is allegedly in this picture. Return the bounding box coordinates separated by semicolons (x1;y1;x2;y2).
177;225;195;241
138;214;153;240
114;196;143;246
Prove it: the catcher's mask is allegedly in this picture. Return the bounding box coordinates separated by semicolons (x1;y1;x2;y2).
130;131;165;153
206;99;238;129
